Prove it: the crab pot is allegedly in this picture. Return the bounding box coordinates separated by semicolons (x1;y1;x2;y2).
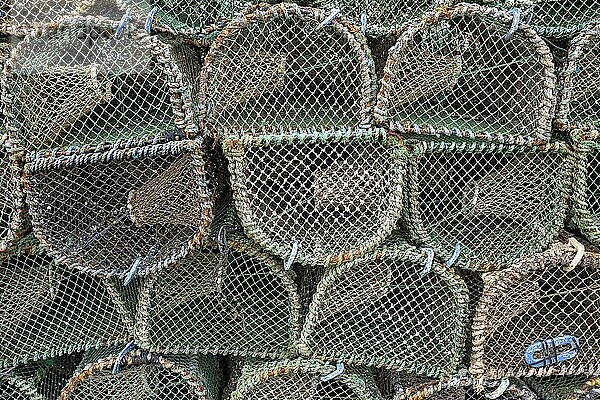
229;358;381;400
527;376;600;400
470;240;600;380
3;16;195;159
59;348;222;400
559;22;600;133
135;233;302;359
0;237;137;369
223;128;405;266
23;139;212;277
306;0;448;37
402;138;571;270
200;3;377;134
299;236;469;377
375;3;555;145
0;138;26;252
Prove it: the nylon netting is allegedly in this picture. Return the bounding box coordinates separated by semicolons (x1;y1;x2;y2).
222;128;405;266
135;232;302;359
375;3;555;145
229;358;383;400
23;139;212;278
59;347;222;400
526;376;600;400
0;237;136;369
3;16;194;159
402;138;570;270
470;240;600;380
299;236;469;377
573;138;600;247
199;3;377;135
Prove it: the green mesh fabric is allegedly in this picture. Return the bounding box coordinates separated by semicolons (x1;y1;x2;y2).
229;358;384;400
527;376;600;400
375;3;556;146
135;233;302;359
23;139;212;278
199;3;377;135
59;347;222;400
470;240;600;380
2;16;195;159
402;138;571;271
222;128;406;267
573;138;600;246
0;237;136;369
299;235;469;377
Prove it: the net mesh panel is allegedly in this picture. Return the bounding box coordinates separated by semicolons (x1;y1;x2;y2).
573;139;600;247
135;234;302;359
0;237;136;369
299;236;469;377
230;358;383;400
375;3;556;145
223;128;406;266
23;139;212;278
0;138;26;252
527;376;600;400
402;138;571;271
199;3;378;135
306;0;446;37
59;348;222;400
470;240;600;380
561;23;600;132
3;16;195;159
74;0;124;20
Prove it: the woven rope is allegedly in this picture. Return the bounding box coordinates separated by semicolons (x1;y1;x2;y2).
299;235;469;377
573;137;600;246
223;127;406;267
375;3;556;146
402;138;572;271
0;135;27;252
199;3;378;136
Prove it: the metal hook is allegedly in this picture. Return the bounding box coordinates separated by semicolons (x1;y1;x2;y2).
503;8;521;42
485;378;510;399
145;6;159;33
360;12;367;35
115;10;131;38
320;362;344;382
565;237;584;272
124;256;142;286
445;242;461;268
318;8;340;29
284;240;298;271
112;341;136;374
420;248;434;276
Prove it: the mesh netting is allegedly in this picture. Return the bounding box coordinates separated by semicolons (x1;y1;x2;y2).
2;16;195;159
229;358;383;400
0;137;26;252
223;128;406;266
299;236;469;377
402;138;571;271
573;138;600;246
527;376;600;400
59;347;222;400
135;233;302;359
23;139;212;278
470;240;600;380
0;237;137;369
375;3;556;145
559;22;600;132
199;3;377;135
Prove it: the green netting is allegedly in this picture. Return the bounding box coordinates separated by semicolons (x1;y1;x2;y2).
573;138;600;246
559;22;600;133
470;240;600;380
402;138;572;271
2;16;195;159
229;358;384;400
0;236;137;369
23;139;213;278
222;128;406;267
59;347;222;400
527;375;600;400
375;3;556;145
199;3;377;135
299;235;469;377
135;232;302;359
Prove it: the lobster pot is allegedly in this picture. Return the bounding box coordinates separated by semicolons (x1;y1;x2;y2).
470;240;600;380
223;128;405;266
403;139;571;270
559;23;600;133
135;234;302;359
229;358;382;400
0;139;26;251
23;139;212;277
527;376;600;400
306;0;447;37
0;238;137;369
200;3;377;134
375;3;555;145
299;237;469;377
59;348;221;400
3;16;195;159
